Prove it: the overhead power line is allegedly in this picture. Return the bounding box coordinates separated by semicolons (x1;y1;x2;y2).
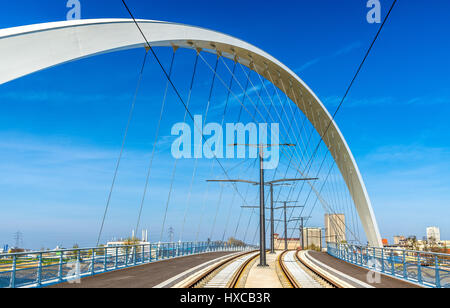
284;0;398;245
303;0;398;173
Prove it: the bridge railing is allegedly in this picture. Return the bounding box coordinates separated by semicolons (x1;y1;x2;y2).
0;241;250;288
327;242;450;288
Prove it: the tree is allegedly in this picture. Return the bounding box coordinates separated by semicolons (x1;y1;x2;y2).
406;236;419;250
306;244;320;252
95;244;106;256
228;237;245;247
121;238;141;255
67;244;80;260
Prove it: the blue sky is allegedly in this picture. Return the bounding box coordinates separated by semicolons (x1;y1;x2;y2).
0;0;449;249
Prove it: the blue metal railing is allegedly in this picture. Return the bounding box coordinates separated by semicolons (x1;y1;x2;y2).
327;242;450;288
0;241;250;288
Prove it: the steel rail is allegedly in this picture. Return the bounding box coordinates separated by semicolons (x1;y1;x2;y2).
278;250;301;288
227;252;260;288
185;250;258;288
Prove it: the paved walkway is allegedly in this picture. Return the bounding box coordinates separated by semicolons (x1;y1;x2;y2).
308;251;422;288
47;252;235;288
48;250;423;288
244;251;283;288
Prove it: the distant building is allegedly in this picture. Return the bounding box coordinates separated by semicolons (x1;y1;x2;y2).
106;240;150;247
106;229;150;255
393;236;406;246
302;228;322;250
106;239;151;256
325;214;346;243
427;227;440;242
382;239;389;246
8;248;25;253
274;234;300;250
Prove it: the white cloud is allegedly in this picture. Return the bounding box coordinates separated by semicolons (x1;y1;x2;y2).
359;144;450;240
332;42;362;57
363;145;450;164
296;58;321;73
0;90;132;104
295;41;362;73
321;95;449;109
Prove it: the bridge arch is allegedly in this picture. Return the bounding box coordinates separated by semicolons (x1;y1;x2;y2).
0;19;382;247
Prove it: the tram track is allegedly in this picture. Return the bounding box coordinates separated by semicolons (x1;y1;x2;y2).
185;251;259;288
278;250;341;288
277;250;300;288
185;250;346;289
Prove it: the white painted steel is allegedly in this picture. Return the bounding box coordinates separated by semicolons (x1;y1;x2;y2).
0;19;382;247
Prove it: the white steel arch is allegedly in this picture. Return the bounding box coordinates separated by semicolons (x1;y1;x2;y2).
0;19;383;247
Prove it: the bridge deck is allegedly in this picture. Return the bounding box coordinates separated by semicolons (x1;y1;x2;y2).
308;251;422;288
47;252;235;288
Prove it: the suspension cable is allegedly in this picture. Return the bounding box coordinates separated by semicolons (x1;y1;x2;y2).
302;0;397;177
134;49;177;240
96;51;148;246
120;0;396;247
179;56;220;242
209;184;224;240
159;53;200;243
121;0;251;216
279;0;397;245
274;0;399;239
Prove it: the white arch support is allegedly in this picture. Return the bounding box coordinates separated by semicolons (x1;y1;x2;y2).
0;19;383;247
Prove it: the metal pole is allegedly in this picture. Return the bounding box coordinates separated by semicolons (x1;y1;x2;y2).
105;247;109;270
417;253;422;284
91;248;95;275
37;252;42;287
115;247;119;269
299;221;303;249
259;149;267;266
270;184;275;254
301;218;305;250
58;253;64;282
435;255;441;288
10;255;16;288
284;202;288;251
149;244;152;262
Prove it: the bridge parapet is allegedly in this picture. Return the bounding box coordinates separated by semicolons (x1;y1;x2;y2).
0;241;252;288
327;242;450;288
